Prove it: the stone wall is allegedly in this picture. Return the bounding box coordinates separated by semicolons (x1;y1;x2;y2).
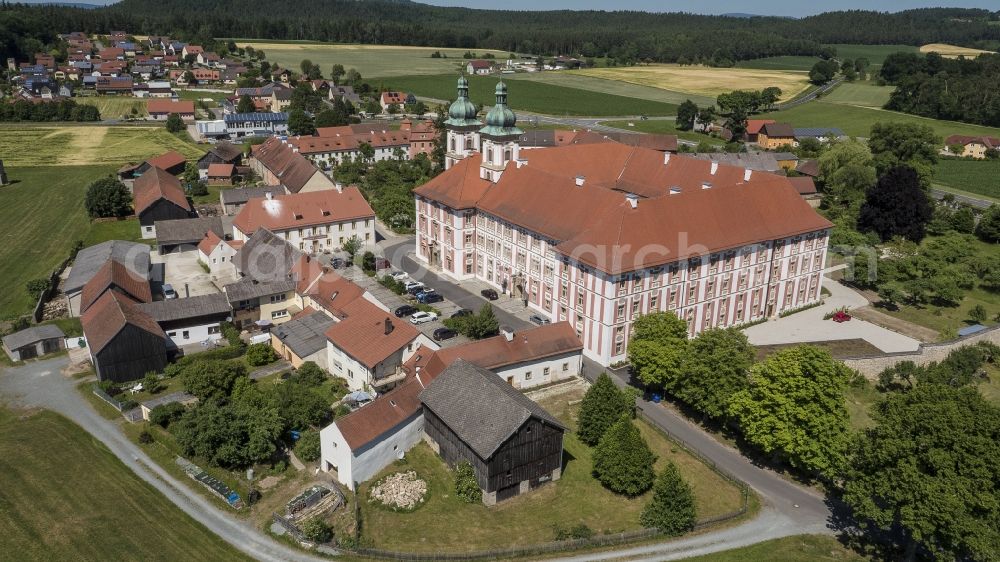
843;325;1000;378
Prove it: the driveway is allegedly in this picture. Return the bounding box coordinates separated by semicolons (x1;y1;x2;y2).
150;250;221;298
743;274;921;353
0;357;327;562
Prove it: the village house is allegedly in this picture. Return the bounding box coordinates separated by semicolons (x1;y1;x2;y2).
206;163;237;185
222;112;289;138
231;187;376;253
137;294;231;350
196;141;244;179
79;259;153;315
466;60;493;75
270;88;294;112
289;123;432;167
64;241;151;317
421;360;566;505
181;45;204;59
96;76;134;95
416;77;832;365
249;136;336;193
270;309;336;369
220;186;274;216
134;167;194;239
328;84;361;105
379;91;409;112
755;122;798;149
153;216;224;255
2;325;66;362
943;135;1000;159
147;99;195;121
224;276;299;327
197;230;242;277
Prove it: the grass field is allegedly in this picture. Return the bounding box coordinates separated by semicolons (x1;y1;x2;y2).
386;73;678;116
234;40;509;78
687;535;864;561
0;125;204;167
934;159;1000;199
822;81;894;108
757;100;1000;139
507;71;716;106
575;65;810;103
736;56;821;71
76;96;148;119
0;165;116;317
826;44;920;66
359;387;745;553
920;43;996;58
0;407;250;562
599;119;726;146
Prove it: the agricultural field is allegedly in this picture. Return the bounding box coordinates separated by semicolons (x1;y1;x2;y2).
825;44;919;66
386;73;678;116
920;43;996;58
575;65;811;103
507;71;716;106
821;81;894;109
933;159;1000;200
76;96;148;119
234;40;509;78
0;407;250;562
358;386;745;553
735;56;821;71
0;165;115;318
599;119;726;147
0;125;204;167
756;100;1000;139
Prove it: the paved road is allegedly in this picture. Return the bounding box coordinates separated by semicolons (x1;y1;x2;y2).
0;358;327;562
931;187;993;210
773;77;844;111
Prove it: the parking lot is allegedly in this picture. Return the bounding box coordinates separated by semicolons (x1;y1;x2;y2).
150;250;224;298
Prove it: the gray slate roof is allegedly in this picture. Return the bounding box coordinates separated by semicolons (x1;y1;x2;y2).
233;227;302;282
137;293;231;322
223;277;297;302
220;186;274;206
271;310;335;358
154;216;224;245
688;152;782;173
2;324;65;351
419;359;565;460
65;240;150;295
793;127;847;139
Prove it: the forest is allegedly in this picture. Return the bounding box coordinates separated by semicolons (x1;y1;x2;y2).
2;2;999;67
881;51;1000;127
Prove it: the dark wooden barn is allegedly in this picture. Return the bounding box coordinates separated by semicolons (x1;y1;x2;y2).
419;359;565;505
133;167;193;234
82;291;167;383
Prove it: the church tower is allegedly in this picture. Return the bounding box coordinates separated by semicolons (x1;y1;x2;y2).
444;76;482;170
479;81;523;182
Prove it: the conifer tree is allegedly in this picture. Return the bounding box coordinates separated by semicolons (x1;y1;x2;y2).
640;462;697;535
577;373;630;446
593;416;656;496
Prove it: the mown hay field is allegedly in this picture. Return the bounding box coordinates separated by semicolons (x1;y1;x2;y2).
574;65;811;102
0;125;203;167
76;96;148;118
920;43;996;58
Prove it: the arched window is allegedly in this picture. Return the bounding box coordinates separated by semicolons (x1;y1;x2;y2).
449;137;455;152
486;147;493;162
504;148;512;162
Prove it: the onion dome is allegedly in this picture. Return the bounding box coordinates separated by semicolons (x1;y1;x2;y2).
445;75;480;127
480;80;523;137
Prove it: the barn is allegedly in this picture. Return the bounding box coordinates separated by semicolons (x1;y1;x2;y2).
419;359;565;505
133;167;193;239
82;291;167;383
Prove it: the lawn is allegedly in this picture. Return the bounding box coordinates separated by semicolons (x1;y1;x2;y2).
76;96;148;119
507;71;716;106
83;218;152;247
0;125;204;167
687;534;864;561
756;100;1000;139
825;44;920;67
754;339;883;361
599;119;726;146
233;40;509;78
358;386;745;553
933;159;1000;200
0;165;116;318
575;65;811;103
920;43;996;58
0;407;250;562
385;73;678;116
822;81;894;109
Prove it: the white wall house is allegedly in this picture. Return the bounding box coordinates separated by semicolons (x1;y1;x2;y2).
197;232;238;277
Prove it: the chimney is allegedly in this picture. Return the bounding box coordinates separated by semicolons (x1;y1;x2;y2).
265;190;273;200
663;152;671;165
515;158;527;169
334;181;344;193
710;162;719;175
501;326;514;342
744;168;753;182
384;317;394;335
575;175;585;187
184;283;189;298
625;193;638;209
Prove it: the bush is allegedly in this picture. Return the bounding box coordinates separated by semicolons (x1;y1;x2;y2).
188;181;208;197
138;430;154;444
295;429;321;462
593;416;656;496
361;251;376;273
294;361;327;386
245;343;278;367
300;517;333;543
142;372;164;394
553;523;594;541
379;274;405;295
165;112;185;133
149;402;186;428
220;321;243;347
25;278;51;300
454;461;481;503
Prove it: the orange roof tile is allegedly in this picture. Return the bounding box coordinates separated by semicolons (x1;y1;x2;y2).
79;260;152;314
197;230;223;256
232;187;373;235
324;299;420;370
207;163;235;177
147;99;194;115
81;291;164;354
251;137;329;193
146;150;187;172
133;166;191;215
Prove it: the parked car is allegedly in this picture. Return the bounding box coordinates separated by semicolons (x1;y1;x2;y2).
394;305;418;318
415;288;436;298
406;284;427;296
162;283;177;299
418;292;444;304
331;257;346;269
389;271;409;282
481;288;499;300
529;314;551;326
433;327;457;341
409;311;438;325
404;280;424;292
451;309;473;318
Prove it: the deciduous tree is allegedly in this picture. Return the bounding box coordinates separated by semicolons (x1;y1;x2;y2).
673;328;754;420
627;312;689;389
84;176;132;218
858;166;933;243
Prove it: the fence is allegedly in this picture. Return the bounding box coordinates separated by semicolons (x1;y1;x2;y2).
842;324;1000;378
32;254;72;322
340;406;750;561
92;385;126;411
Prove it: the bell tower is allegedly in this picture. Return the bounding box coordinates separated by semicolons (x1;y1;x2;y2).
444;76;482;170
478;81;523;183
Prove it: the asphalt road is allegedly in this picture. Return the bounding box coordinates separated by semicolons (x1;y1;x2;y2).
0;357;328;562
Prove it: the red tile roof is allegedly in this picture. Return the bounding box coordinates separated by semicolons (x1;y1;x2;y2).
251;137;329;193
380;91;406;105
412;157;493;210
147;99;194;115
79;260;153;314
232;186;374;235
133;166;191;215
197;230;224;256
430;322;582;371
746;119;775;135
944;135;1000;149
324;299;420;370
146;150;187;172
334;365;440;450
294;261;365;317
207;163;235;177
787;176;818;195
81;291;165;354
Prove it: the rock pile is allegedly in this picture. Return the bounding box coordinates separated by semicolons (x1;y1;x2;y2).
42;299;68;321
369;471;427;510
